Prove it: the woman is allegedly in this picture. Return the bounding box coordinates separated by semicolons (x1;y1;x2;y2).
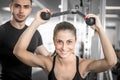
13;9;117;80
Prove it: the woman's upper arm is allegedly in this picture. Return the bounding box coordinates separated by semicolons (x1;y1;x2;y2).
14;49;48;68
86;59;112;73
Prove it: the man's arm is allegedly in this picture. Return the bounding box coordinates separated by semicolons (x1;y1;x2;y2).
35;45;51;56
116;50;120;58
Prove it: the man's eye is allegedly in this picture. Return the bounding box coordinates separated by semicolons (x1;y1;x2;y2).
14;5;20;8
24;5;31;9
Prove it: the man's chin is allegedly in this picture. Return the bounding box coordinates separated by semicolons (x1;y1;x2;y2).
14;16;26;23
15;19;26;23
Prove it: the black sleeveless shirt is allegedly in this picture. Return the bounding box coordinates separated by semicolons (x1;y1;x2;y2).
48;56;85;80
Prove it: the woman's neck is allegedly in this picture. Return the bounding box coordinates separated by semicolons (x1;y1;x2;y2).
56;54;76;66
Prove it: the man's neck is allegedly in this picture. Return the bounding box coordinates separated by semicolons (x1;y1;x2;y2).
10;19;26;29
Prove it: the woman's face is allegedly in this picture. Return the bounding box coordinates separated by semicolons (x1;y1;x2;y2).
54;30;76;58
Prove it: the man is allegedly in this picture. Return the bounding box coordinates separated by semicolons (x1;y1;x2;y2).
0;0;49;80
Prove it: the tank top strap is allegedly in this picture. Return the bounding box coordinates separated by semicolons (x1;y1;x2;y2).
48;55;57;80
76;56;79;71
51;55;56;70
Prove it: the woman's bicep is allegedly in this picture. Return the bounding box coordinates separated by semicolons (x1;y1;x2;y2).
87;59;112;73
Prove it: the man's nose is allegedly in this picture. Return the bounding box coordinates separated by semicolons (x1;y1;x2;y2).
19;7;24;13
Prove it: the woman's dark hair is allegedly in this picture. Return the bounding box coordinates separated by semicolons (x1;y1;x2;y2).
52;21;77;56
53;21;76;40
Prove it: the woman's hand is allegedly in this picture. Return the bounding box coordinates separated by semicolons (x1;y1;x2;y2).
34;9;51;25
85;14;103;33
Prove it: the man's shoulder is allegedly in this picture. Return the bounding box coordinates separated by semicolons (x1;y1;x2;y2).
0;21;10;33
0;21;10;28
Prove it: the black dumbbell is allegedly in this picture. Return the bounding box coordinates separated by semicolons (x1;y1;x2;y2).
40;12;51;20
85;17;95;26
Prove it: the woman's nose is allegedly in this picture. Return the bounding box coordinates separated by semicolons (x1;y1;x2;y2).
62;43;67;50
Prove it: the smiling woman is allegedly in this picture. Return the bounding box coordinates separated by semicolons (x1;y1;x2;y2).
53;21;76;58
0;0;119;80
13;8;117;80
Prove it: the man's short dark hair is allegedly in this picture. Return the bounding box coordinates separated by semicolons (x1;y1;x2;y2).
10;0;32;4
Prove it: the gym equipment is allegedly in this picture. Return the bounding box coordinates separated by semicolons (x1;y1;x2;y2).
40;9;95;26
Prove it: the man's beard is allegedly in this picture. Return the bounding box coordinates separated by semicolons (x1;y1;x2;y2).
13;13;27;23
14;17;26;23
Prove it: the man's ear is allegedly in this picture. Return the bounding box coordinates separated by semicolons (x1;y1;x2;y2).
30;7;32;13
9;3;13;13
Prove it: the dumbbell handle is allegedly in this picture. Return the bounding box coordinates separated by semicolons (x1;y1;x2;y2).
40;9;75;20
40;9;95;26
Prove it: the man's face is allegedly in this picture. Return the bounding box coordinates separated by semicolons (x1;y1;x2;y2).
10;0;32;22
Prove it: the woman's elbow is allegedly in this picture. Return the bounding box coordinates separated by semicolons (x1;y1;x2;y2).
13;47;22;56
107;58;117;69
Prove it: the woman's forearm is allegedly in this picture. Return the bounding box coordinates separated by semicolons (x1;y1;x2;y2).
98;27;117;67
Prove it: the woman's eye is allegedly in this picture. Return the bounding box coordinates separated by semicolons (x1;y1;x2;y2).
67;40;72;44
57;40;62;44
